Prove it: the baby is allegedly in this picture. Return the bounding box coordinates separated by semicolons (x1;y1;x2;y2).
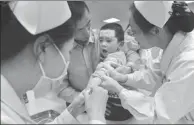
88;23;161;121
92;23;132;83
88;24;163;121
97;24;144;75
88;23;133;121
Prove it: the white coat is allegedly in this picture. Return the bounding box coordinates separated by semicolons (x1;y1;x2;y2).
1;75;78;124
118;31;194;124
1;75;105;124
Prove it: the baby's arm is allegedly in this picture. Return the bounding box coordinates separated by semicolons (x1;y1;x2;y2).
105;52;132;74
105;51;127;65
87;53;119;89
126;50;143;71
120;50;157;93
87;68;108;88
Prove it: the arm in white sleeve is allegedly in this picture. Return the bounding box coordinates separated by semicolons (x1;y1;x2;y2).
89;120;106;124
48;109;79;124
124;66;162;93
119;58;194;123
124;48;162;93
58;79;80;103
1;110;18;124
119;88;155;120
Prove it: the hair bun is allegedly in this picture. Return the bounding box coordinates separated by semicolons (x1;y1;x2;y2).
1;1;12;31
0;1;9;6
171;1;194;32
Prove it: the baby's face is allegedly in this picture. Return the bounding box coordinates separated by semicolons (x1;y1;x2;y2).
99;29;121;58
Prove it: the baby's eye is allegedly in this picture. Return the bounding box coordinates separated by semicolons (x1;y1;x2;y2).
99;39;103;42
107;40;112;43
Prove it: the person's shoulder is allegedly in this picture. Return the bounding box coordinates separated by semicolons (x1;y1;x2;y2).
170;44;194;76
184;30;194;44
1;75;10;90
1;75;7;83
1;105;17;124
178;31;194;61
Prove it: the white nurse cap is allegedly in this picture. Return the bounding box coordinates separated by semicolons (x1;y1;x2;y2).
9;1;71;35
134;1;173;28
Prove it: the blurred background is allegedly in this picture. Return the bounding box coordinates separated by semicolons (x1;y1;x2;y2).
86;1;194;29
86;1;194;59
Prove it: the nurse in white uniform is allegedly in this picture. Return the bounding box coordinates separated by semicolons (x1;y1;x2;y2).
1;1;108;124
99;1;194;124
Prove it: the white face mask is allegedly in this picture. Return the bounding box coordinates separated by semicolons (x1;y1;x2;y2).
33;42;69;99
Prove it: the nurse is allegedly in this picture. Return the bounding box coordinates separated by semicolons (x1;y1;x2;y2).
99;1;194;124
1;1;108;124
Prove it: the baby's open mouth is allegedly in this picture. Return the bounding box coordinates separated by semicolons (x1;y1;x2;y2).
102;49;108;54
101;49;108;58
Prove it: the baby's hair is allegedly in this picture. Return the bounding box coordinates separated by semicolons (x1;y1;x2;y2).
100;23;124;42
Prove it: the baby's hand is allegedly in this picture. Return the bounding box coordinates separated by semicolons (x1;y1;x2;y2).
87;68;108;88
126;60;145;72
115;65;132;74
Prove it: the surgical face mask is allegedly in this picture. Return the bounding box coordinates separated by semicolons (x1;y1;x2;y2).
33;42;69;99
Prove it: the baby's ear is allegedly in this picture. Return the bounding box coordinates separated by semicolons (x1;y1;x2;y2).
149;26;160;36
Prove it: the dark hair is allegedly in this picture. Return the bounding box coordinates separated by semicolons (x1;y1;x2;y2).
1;2;75;61
67;1;89;25
100;23;124;42
125;24;136;36
130;1;194;35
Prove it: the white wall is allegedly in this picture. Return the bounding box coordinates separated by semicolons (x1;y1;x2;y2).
188;2;194;12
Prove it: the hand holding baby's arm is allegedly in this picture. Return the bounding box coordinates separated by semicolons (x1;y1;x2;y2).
87;68;108;88
115;65;132;74
87;61;112;89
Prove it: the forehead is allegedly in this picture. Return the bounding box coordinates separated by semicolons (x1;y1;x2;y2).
99;29;115;38
76;9;91;29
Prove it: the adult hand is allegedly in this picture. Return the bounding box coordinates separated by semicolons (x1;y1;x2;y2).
96;61;120;71
67;92;85;118
109;69;128;84
126;61;145;71
100;75;124;95
83;87;108;122
87;68;108;88
96;62;128;84
115;65;132;74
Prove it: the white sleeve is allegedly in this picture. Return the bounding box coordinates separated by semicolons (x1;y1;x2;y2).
89;120;106;124
153;59;194;123
1;110;17;124
48;109;79;124
124;66;162;93
119;88;155;120
119;57;194;123
124;48;163;93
